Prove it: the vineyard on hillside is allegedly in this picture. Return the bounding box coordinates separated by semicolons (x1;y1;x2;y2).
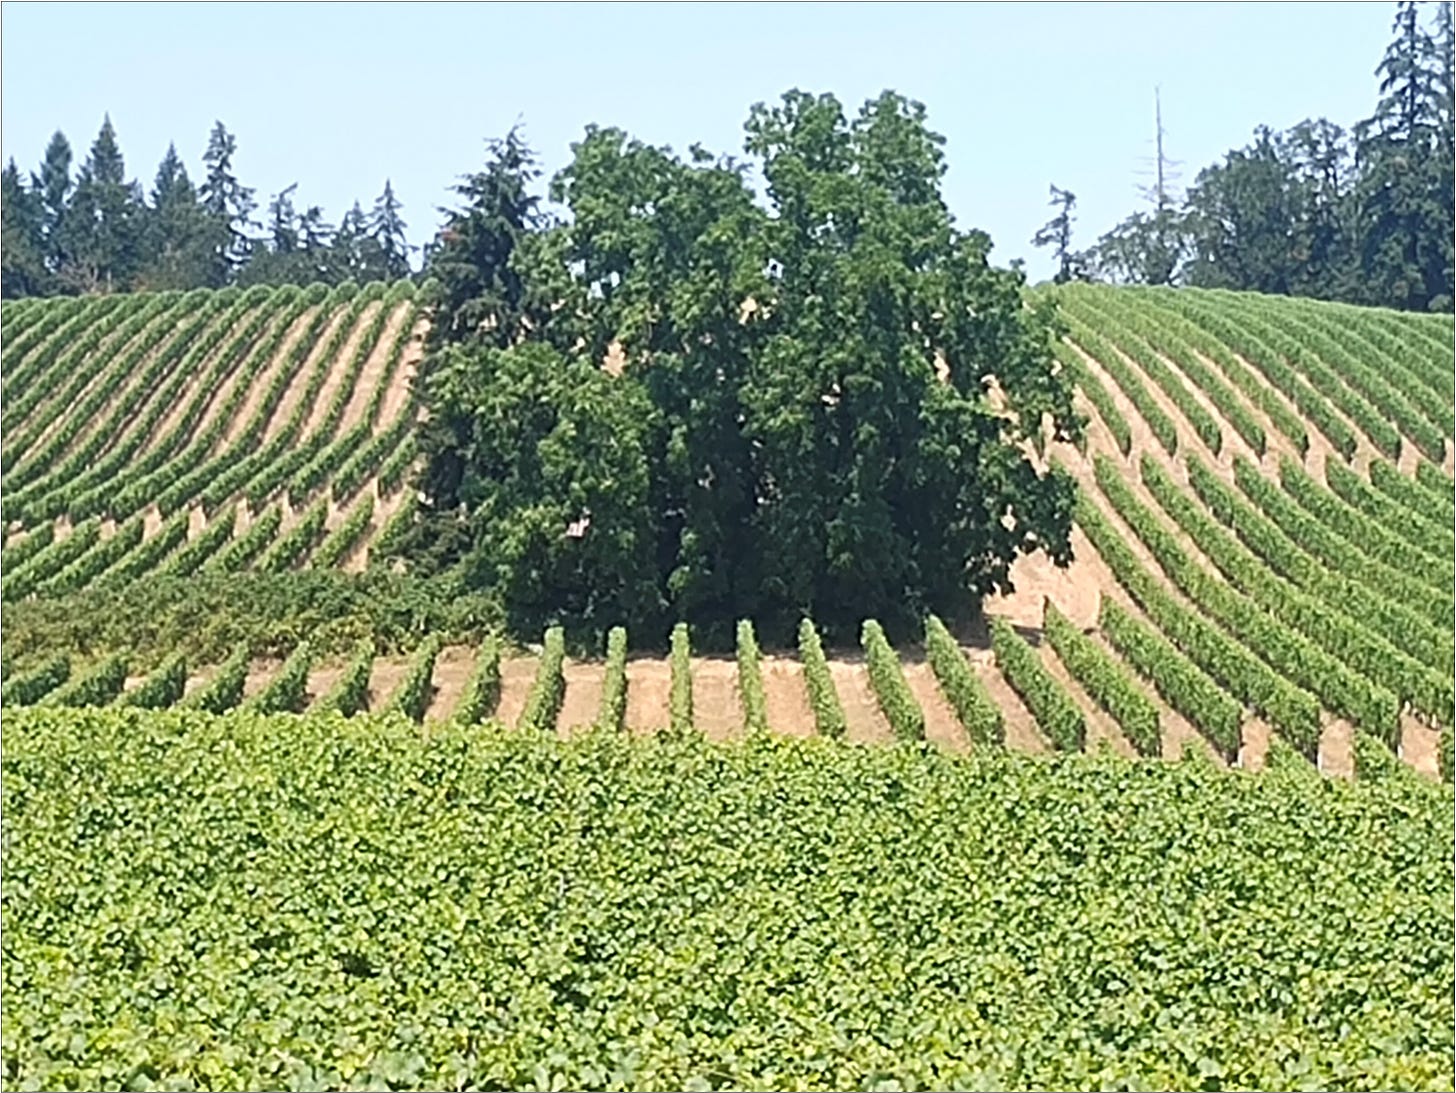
1;281;1453;783
3;280;1455;1089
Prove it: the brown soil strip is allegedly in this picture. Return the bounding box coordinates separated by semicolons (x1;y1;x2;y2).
1399;714;1441;779
186;506;207;540
328;302;409;439
900;659;968;752
424;644;475;723
99;518;117;541
30;306;180;452
827;659;894;745
970;646;1048;755
624;657;671;736
1396;437;1425;476
1032;637;1135;758
374;317;429;435
1186;348;1306;468
556;659;606;738
1238;717;1271;773
181;664;215;698
294;303;380;440
1318;718;1355;780
365;656;411;713
229;304;324;446
760;655;816;738
1084;628;1220;765
142;505;163;539
242;658;282;700
495;657;538;729
986;522;1114;632
306;661;347;708
691;656;744;742
157;304;294;456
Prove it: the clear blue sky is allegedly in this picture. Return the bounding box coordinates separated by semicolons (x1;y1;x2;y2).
2;1;1398;282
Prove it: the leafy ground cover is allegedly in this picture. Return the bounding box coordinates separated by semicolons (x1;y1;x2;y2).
4;707;1451;1091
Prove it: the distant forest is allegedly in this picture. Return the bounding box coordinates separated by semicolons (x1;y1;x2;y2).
2;1;1452;313
1036;0;1455;313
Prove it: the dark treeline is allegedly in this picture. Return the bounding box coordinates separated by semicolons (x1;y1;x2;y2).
1033;0;1455;313
1;119;413;298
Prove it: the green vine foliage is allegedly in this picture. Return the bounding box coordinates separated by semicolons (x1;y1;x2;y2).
5;708;1451;1091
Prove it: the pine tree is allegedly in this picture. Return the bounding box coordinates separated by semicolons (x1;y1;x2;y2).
422;127;542;350
266;182;300;256
199;121;256;285
142;142;212;290
1030;184;1082;283
60;116;144;292
1;160;50;297
368;179;412;279
32;131;73;277
1353;0;1452;310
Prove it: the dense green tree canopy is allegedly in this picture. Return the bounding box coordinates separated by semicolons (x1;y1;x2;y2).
1079;1;1453;312
414;91;1080;645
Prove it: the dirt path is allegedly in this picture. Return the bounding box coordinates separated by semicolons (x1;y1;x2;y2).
900;659;968;752
760;655;816;738
186;506;208;540
1318;718;1355;780
691;657;743;741
1400;714;1441;779
495;657;538;729
144;307;286;456
227;305;324;446
365;657;410;712
295;303;380;440
181;663;215;699
1396;436;1426;476
1238;717;1272;772
1186;347;1307;469
29;304;178;452
556;659;605;738
424;644;475;722
986;523;1120;631
242;658;282;701
964;644;1047;755
374;317;429;435
139;505;163;539
1034;638;1135;758
624;657;671;735
306;661;348;708
329;303;410;439
827;659;894;745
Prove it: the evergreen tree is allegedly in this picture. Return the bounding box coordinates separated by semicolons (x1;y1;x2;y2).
1352;0;1452;310
1182;127;1303;295
32;131;73;279
1;160;50;297
333;200;383;281
199;121;256;285
368;179;412;279
268;182;300;254
1030;184;1083;283
421;127;542;351
414;129;544;568
141;142;212;290
59;116;144;292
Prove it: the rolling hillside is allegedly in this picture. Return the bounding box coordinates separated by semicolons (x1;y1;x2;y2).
2;280;1452;780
